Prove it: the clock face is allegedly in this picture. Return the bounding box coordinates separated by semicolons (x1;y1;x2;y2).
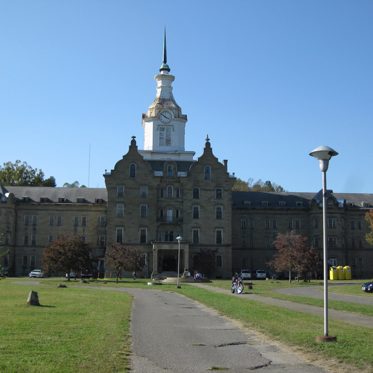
160;110;172;123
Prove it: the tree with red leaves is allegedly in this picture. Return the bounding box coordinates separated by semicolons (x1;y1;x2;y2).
269;231;319;282
43;235;92;280
105;244;144;283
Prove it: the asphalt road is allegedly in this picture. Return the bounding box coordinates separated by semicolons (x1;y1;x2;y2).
127;288;328;373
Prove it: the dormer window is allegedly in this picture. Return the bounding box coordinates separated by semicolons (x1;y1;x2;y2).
204;165;211;180
129;164;136;178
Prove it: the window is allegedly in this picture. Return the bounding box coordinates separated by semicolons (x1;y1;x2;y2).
116;227;124;243
32;216;37;226
48;235;53;243
98;216;106;227
22;255;27;267
116;203;124;217
204;165;211;180
140;204;148;218
312;236;319;248
192;229;199;244
167;165;173;177
240;218;247;230
49;216;54;226
193;188;200;199
31;233;36;246
350;221;355;230
176;187;181;198
140;185;148;198
57;216;62;226
261;201;269;207
328;236;337;248
216;255;222;268
279;201;286;207
159;126;172;146
24;215;30;226
139;228;147;243
167;208;173;223
265;219;270;230
272;219;277;230
215;229;223;245
129;163;136;178
81;216;87;227
24;234;28;246
74;217;79;227
296;201;303;207
192;206;200;219
30;255;36;268
328;217;337;229
289;219;300;230
117;185;125;198
358;221;362;230
167;185;173;198
216;206;223;220
99;235;106;248
215;188;222;199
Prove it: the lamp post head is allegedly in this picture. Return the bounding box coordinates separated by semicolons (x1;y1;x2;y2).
309;145;338;172
176;236;182;241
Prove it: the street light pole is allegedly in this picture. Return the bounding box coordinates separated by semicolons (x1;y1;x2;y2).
309;145;338;342
176;235;182;289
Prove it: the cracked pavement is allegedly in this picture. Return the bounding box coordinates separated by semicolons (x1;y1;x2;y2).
128;289;328;373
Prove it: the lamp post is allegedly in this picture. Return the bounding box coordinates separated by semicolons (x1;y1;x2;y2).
176;235;182;288
309;145;338;342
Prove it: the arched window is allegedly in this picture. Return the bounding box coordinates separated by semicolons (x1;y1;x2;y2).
129;163;136;178
204;165;211;180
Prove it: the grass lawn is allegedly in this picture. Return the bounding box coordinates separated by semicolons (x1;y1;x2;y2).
0;278;132;373
210;279;373;316
1;277;372;373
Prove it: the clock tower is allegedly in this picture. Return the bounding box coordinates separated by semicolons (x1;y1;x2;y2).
140;32;195;161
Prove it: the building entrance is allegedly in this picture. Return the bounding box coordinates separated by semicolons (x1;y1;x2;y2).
160;252;177;272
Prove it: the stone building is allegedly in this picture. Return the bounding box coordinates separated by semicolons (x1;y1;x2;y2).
1;39;372;278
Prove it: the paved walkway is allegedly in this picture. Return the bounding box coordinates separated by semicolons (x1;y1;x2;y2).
127;288;328;373
190;283;373;329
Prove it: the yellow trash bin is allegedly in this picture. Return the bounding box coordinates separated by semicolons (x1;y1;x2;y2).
343;266;352;280
337;266;345;280
329;266;338;280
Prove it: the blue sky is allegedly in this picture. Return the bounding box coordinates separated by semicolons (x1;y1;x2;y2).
1;0;372;193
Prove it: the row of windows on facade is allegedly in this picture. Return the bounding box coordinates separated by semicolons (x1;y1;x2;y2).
115;185;224;200
240;234;363;250
115;227;224;245
23;215;107;227
21;233;107;248
122;163;215;180
240;217;363;230
115;204;224;220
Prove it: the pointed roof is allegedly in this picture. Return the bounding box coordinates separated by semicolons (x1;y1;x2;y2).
159;29;170;73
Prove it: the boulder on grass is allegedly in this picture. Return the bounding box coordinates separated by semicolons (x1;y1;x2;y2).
27;290;40;306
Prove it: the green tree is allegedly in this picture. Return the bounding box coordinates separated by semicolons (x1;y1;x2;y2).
63;181;87;188
0;160;56;186
105;244;144;283
232;178;249;191
42;236;92;280
249;178;285;192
